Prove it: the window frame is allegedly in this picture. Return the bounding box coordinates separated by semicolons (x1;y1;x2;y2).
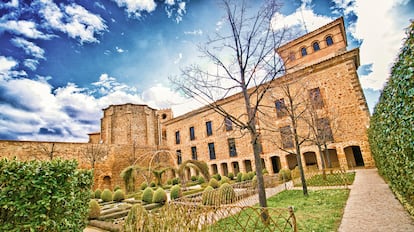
225;116;233;131
189;126;195;140
208;142;216;160
313;41;320;52
176;150;182;165
326;35;334;46
228;138;237;157
175;131;180;144
309;87;324;109
191;146;197;160
275;98;287;118
206;121;213;136
280;126;294;149
301;47;307;57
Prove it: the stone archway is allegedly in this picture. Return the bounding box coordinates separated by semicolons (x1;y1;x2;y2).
323;149;340;168
286;154;297;170
344;146;365;168
270;156;281;173
303;152;318;168
103;176;111;190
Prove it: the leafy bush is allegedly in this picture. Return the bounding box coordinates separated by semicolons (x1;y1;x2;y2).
241;173;250;182
124;204;148;232
248;171;255;180
114;185;121;191
251;176;257;188
228;172;234;180
202;186;216;205
236;172;243;182
88;199;101;219
209;178;220;189
142;187;154;204
101;189;113;202
191;175;198;181
113;189;125;202
90;190;95;199
368;21;414;216
94;189;102;199
278;168;292;181
170;185;182;200
220;176;230;185
262;169;269;175
0;158;93;231
219;183;236;204
172;177;180;185
140;182;148;190
198;176;205;184
152;188;167;204
212;173;221;181
167;179;172;185
150;181;156;187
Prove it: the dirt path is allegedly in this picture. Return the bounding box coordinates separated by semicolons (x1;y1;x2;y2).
338;168;414;232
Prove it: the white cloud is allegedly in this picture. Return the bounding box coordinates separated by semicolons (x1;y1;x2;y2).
184;29;203;35
3;0;18;8
11;37;45;59
112;0;157;17
0;20;53;39
174;53;182;64
0;56;18;77
116;46;126;53
23;59;40;71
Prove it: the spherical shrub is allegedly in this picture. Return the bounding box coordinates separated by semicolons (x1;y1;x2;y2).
90;190;95;199
220;176;230;185
142;187;154;204
150;181;156;187
278;168;292;181
251;176;257;189
241;173;250;182
202;186;216;205
94;189;102;199
101;189;113;202
209;178;220;189
212;173;221;181
88;199;101;219
152;188;167;204
219;183;236;204
124;204;148;231
236;172;243;182
228;172;234;180
113;189;125;202
262;169;269;175
114;185;121;192
190;175;198;182
140;182;148;190
248;171;255;180
172;177;180;185
166;179;172;185
198;176;205;184
170;185;182;200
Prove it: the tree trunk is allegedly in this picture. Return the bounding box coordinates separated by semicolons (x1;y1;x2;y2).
317;146;327;180
324;143;332;168
293;125;308;196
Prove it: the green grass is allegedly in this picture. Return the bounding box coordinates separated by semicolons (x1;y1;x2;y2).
214;189;350;231
295;172;355;187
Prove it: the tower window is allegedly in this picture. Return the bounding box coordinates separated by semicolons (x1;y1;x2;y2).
326;36;333;46
191;146;197;160
206;121;213;136
280;126;294;149
275;98;287;118
225;116;233;131
228;138;237;157
208;143;216;160
189;126;195;140
301;47;307;57
309;87;324;109
313;42;320;51
176;150;182;165
175;131;180;144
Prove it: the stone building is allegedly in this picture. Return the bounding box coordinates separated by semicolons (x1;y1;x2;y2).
0;17;373;189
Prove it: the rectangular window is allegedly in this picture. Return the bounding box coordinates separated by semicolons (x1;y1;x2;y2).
275;98;287;118
206;121;213;136
208;142;216;160
175;131;180;144
280;126;294;149
225;116;233;131
317;118;334;142
189;126;195;140
228;138;237;157
176;150;182;165
309;87;324;109
191;146;197;160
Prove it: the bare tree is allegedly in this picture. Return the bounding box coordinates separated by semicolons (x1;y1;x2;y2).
33;143;59;160
81;144;108;169
171;0;288;212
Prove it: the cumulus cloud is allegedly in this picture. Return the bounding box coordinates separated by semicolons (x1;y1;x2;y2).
23;59;40;71
0;56;18;77
112;0;157;18
11;37;45;59
0;20;53;39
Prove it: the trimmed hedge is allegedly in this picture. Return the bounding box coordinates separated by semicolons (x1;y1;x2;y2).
170;185;182;200
209;178;220;189
113;189;125;202
0;158;93;231
152;188;167;204
368;21;414;216
142;187;154;204
88;199;101;219
101;189;113;202
94;188;102;199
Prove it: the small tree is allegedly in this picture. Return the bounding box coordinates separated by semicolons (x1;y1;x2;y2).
81;144;108;169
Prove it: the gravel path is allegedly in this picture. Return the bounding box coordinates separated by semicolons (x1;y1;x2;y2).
338;168;414;232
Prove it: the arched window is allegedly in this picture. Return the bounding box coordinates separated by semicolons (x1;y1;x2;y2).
326;36;333;46
301;47;307;57
313;42;320;51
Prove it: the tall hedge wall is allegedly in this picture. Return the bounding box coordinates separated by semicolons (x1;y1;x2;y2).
368;21;414;215
0;158;93;231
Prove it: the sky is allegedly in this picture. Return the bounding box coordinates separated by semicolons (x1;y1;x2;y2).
0;0;412;142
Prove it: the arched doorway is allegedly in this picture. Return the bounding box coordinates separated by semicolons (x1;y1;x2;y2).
231;161;240;175
103;176;111;190
244;160;252;172
221;163;229;177
286;154;297;170
344;146;365;168
303;152;317;168
271;156;281;173
323;149;340;168
211;164;218;175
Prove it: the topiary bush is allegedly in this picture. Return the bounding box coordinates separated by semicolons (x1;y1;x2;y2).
236;172;243;182
150;181;156;187
90;190;95;199
113;189;125;202
212;173;221;181
219;183;236;204
152;188;167;204
101;189;113;202
142;187;154;204
88;199;101;219
114;185;121;191
220;176;230;185
209;178;220;189
262;169;269;175
248;171;255;180
94;189;102;199
278;168;292;181
124;204;148;232
170;185;182;200
198;176;205;184
140;182;148;190
190;175;198;182
202;186;216;205
172;177;180;185
228;172;234;180
368;21;414;216
251;176;257;188
0;159;93;231
241;173;250;182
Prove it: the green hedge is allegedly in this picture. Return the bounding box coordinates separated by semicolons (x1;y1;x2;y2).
368;21;414;215
0;158;93;231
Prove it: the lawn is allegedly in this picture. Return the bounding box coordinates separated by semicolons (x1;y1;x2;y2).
295;172;355;187
214;189;350;231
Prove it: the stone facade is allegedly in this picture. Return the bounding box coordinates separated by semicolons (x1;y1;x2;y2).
0;17;373;190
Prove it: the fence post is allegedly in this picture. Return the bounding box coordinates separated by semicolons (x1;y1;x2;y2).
288;206;297;232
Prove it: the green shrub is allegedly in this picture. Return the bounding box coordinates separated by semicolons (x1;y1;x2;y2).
228;172;234;180
88;199;101;219
202;186;216;205
124;204;148;232
220;176;230;185
90;190;95;199
209;178;220;189
241;173;250;182
94;189;102;199
190;175;198;181
219;183;236;204
150;181;156;187
198;176;205;184
212;173;221;181
142;187;154;204
113;189;125;202
279;168;292;181
166;179;172;185
101;189;113;202
152;188;167;204
140;182;148;190
251;176;257;188
0;159;93;231
170;185;182;200
248;171;255;180
172;177;180;185
114;185;121;191
262;169;269;175
236;172;243;182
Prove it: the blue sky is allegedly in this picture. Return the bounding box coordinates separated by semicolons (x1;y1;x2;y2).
0;0;412;142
